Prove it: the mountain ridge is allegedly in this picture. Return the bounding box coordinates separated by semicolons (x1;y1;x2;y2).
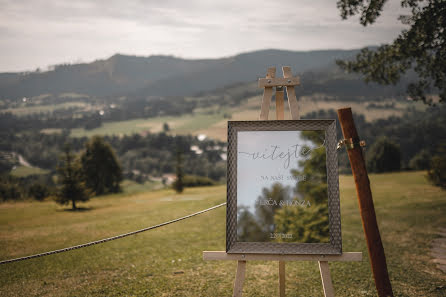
0;48;366;99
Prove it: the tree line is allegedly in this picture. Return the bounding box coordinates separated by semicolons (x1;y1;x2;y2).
1;102;445;204
0;130;227;202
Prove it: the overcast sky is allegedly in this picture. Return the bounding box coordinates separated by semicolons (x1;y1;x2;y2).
0;0;408;72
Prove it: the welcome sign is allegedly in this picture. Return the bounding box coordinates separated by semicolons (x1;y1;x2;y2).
226;120;342;254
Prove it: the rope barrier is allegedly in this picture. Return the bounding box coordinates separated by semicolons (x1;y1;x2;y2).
0;202;226;265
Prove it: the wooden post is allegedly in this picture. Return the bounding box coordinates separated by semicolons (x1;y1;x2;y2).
282;66;299;120
318;261;334;297
279;261;286;296
275;87;285;120
275;73;286;297
233;260;246;297
259;67;276;120
337;108;394;297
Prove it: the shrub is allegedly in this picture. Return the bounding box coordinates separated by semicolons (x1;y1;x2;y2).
0;177;22;201
28;183;50;201
179;175;216;188
366;137;401;173
427;143;446;189
409;149;431;170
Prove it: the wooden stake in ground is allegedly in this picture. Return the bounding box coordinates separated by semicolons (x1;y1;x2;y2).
337;107;394;297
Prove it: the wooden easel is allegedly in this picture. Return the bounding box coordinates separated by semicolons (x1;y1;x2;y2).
203;67;362;297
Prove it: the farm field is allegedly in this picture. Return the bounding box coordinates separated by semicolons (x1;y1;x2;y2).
1;102;91;116
0;171;445;296
62;97;425;141
68;112;227;138
9;165;50;177
194;97;424;141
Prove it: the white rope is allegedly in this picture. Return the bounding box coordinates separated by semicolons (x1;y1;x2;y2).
0;202;226;265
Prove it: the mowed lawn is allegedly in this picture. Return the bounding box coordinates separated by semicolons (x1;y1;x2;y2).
0;171;445;296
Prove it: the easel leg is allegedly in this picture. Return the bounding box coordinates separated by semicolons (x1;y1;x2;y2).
279;261;286;297
259;67;276;120
282;66;300;120
275;88;284;120
233;260;246;297
319;261;335;297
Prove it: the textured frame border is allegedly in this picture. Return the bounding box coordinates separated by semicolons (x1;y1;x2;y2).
226;120;342;254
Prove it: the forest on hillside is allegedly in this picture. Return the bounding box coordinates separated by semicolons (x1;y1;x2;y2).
0;49;444;202
1;101;445;201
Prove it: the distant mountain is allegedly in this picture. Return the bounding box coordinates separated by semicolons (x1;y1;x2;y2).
136;49;365;96
0;49;366;99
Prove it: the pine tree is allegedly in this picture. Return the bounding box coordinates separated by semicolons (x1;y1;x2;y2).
81;136;122;195
273;130;330;243
56;145;89;210
173;151;184;193
163;122;170;132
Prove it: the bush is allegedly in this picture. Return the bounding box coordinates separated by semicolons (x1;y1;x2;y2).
409;149;431;170
0;159;14;174
175;175;216;188
366;137;401;173
427;144;446;189
28;183;50;201
0;178;22;201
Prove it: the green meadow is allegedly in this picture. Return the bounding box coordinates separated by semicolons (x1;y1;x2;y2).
56;97;424;141
69;113;227;138
0;171;445;296
1;102;90;116
9;165;50;177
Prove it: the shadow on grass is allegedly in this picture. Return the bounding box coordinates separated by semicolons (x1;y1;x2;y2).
59;207;95;212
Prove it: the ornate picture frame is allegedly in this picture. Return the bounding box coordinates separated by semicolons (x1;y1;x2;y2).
226;120;342;254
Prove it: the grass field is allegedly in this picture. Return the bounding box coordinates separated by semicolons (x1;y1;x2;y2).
1;102;90;116
0;171;445;296
194;97;423;141
120;179;164;194
9;165;50;177
69;113;227;138
62;97;425;141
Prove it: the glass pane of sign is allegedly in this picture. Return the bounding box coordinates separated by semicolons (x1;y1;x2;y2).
236;130;329;243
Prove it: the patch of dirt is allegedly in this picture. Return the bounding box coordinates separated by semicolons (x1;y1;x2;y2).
431;227;446;273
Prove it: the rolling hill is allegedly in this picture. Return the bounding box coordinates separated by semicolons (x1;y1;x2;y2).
0;49;371;99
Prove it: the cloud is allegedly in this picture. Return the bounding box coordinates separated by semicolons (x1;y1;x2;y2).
0;0;408;72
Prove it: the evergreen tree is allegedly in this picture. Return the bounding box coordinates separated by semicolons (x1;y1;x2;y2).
81;136;122;195
292;131;328;205
173;151;184;193
366;137;402;173
237;207;265;242
255;183;291;233
163;122;170;132
56;145;89;210
274;130;330;243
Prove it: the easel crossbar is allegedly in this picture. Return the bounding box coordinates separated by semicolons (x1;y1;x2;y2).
258;77;300;88
203;251;362;262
